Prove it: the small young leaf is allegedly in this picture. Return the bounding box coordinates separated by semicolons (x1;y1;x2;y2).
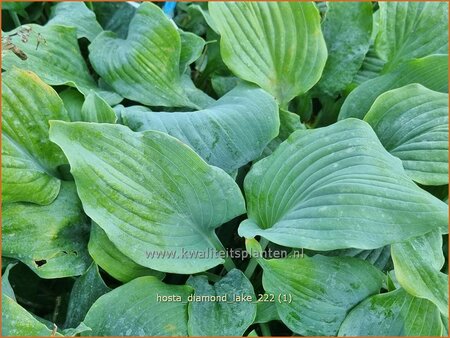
64;263;111;328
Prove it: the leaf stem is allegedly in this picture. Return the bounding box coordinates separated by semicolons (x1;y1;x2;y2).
244;237;269;279
210;233;236;272
9;11;21;28
260;323;271;336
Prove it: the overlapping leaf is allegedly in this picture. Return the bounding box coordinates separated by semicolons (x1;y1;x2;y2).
209;2;327;106
364;84;448;185
259;254;383;336
83;277;192;335
315;2;373;96
47;2;103;41
89;3;197;108
2;295;60;337
2;182;92;278
187;269;256;336
122;85;279;173
88;222;164;283
339;288;443;336
80;91;117;123
2;24;121;105
375;2;448;70
392;231;448;316
2;68;69;205
64;263;110;328
339;54;448;120
239;119;448;250
49;122;245;274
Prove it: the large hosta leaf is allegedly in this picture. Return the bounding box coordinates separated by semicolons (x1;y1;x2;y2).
2;182;92;278
339;54;448;120
2;24;121;105
392;231;448;316
315;2;373;96
338;288;443;336
122;85;279;173
88;222;164;283
259;254;383;336
375;2;448;70
238;119;447;250
2;295;60;336
49;122;245;274
2;68;69;205
47;2;103;41
209;2;327;106
83;276;192;336
89;2;196;108
187;269;256;336
364;84;448;185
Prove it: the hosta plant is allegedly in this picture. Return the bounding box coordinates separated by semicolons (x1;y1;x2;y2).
1;1;448;337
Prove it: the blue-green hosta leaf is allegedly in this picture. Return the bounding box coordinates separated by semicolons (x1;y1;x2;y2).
323;246;391;271
122;85;279;173
2;24;121;105
2;182;92;278
238;119;448;250
2;68;69;205
47;2;103;41
375;2;448;71
2;264;16;301
260;254;384;336
180;74;216;109
254;302;280;324
364;84;448;186
392;231;448;316
93;2;136;39
89;3;196;108
338;288;443;336
59;88;85;122
83;276;192;335
339;54;448;120
315;2;373;96
352;45;386;86
180;30;205;74
88;222;165;283
2;295;61;336
261;109;305;158
81;91;117;123
187;269;256;336
49;122;245;274
65;263;111;328
209;2;327;106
